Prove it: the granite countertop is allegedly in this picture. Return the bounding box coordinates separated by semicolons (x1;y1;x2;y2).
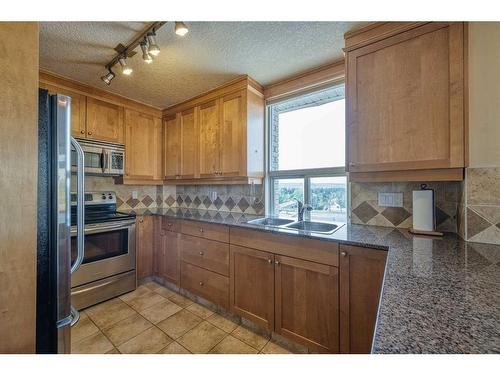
123;207;500;354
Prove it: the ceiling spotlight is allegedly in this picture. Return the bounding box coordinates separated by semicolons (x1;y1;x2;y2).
100;69;115;85
140;40;153;64
174;21;189;36
146;32;160;56
118;56;133;75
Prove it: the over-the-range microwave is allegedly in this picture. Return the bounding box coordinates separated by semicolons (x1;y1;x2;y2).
71;139;125;176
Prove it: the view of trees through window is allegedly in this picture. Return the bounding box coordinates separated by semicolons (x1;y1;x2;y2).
269;85;347;223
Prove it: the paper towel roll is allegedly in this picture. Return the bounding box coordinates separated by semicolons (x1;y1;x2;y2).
412;189;435;231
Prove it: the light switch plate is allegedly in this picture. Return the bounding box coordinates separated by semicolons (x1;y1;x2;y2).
378;192;403;207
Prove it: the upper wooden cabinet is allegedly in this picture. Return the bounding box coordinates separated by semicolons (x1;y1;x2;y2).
38;82;87;138
124;109;162;182
163;76;265;185
86;97;124;144
345;22;467;182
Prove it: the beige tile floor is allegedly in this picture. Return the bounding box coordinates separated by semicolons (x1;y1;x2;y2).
71;281;291;354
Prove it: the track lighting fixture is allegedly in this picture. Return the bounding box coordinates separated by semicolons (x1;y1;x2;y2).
140;40;153;64
100;69;115;85
118;56;133;75
174;21;189;36
146;31;160;56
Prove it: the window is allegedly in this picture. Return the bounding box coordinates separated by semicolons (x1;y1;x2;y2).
267;84;347;223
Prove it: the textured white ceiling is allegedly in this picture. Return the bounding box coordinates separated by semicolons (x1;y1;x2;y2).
39;22;365;108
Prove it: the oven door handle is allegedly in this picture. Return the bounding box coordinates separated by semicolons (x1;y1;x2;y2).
72;220;136;235
71;137;85;274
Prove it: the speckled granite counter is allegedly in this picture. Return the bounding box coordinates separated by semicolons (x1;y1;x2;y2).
123;207;500;353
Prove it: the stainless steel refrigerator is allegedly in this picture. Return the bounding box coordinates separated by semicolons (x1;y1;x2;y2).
36;89;85;353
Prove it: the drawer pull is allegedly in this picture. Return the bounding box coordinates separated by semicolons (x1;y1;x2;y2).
267;258;272;264
199;251;204;256
341;251;347;257
199;228;204;233
167;223;172;227
199;281;204;286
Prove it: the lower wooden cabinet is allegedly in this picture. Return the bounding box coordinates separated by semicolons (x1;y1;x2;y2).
339;245;387;354
181;262;229;309
159;230;181;286
229;245;275;331
136;216;154;280
275;255;339;353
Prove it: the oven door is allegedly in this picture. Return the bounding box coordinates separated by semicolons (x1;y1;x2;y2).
70;219;136;288
71;144;104;175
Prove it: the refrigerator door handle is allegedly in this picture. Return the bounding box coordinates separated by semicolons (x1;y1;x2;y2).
70;137;85;274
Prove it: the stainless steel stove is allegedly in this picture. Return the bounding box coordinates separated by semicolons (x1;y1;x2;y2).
70;191;137;310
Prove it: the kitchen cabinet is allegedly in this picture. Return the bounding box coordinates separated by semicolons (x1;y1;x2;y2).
163;114;180;179
124;108;163;183
229;245;275;331
181;262;229;309
275;255;339;353
86;97;124;144
38;82;87;138
157;221;180;286
180;234;229;276
345;22;466;182
136;216;154;280
179;108;198;179
199;99;221;178
163;76;264;185
339;245;387;354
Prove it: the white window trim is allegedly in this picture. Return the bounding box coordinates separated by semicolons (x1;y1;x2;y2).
264;84;350;220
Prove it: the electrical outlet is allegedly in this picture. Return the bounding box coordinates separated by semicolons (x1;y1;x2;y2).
132;191;138;199
210;191;217;201
378;192;403;207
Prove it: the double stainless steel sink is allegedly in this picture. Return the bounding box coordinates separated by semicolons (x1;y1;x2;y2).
246;217;343;234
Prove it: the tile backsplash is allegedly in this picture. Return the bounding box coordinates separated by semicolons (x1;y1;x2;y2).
465;167;500;245
74;176;264;216
350;181;461;233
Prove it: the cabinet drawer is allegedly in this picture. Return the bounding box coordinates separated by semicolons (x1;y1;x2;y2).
180;234;229;276
181;262;229;309
181;220;229;243
162;217;181;232
230;227;339;267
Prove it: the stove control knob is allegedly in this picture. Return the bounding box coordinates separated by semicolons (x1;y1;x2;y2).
108;195;113;199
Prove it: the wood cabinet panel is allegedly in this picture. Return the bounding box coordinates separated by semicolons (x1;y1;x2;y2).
124;109;162;181
181;262;229;308
275;255;339;353
136;216;154;280
230;227;338;267
180;234;229;276
199;100;221;177
220;91;245;176
160;230;181;286
346;22;465;179
164;115;180;179
230;245;275;330
339;245;387;353
179;108;198;178
181;220;229;243
86;97;124;143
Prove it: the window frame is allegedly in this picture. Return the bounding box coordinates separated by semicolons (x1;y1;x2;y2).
264;82;349;221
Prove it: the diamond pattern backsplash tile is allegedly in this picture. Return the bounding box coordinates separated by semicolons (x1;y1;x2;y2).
350;181;461;233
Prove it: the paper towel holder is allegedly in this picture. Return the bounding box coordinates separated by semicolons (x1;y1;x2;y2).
409;184;444;237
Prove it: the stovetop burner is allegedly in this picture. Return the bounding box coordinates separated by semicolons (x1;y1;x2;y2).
70;191;135;226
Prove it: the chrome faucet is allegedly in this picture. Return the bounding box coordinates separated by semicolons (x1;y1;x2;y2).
294;199;312;221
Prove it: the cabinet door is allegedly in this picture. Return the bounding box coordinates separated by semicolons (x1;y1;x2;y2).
86;97;124;143
124;109;162;180
39;83;87;138
347;22;464;173
230;245;274;330
164;115;180;179
179;108;198;179
136;216;154;280
220;91;245;176
339;245;387;354
160;231;180;286
199;100;221;177
275;255;339;353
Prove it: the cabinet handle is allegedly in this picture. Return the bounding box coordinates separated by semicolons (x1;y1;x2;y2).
199;281;204;286
274;260;280;265
341;251;347;257
80;130;85;134
199;228;204;233
167;223;172;227
199;251;204;256
267;258;272;264
87;131;92;135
